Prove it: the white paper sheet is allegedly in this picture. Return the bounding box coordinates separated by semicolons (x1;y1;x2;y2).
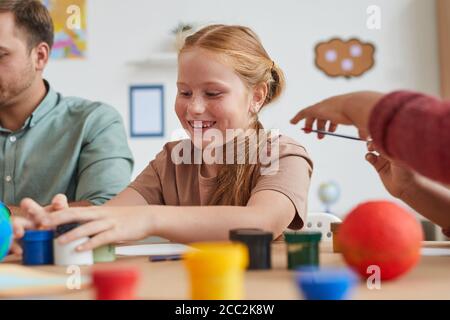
421;248;450;256
115;243;192;256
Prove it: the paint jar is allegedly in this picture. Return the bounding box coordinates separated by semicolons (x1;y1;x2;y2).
230;229;273;270
22;230;54;265
229;228;262;239
284;231;322;269
92;267;140;300
296;267;357;300
330;222;342;253
184;242;248;300
53;223;93;266
93;244;116;263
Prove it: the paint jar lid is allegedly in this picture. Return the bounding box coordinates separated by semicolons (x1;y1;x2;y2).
229;229;273;243
284;231;322;243
296;267;358;300
93;267;140;286
92;266;140;299
23;230;54;241
330;222;341;232
184;242;248;272
54;223;80;238
229;228;263;240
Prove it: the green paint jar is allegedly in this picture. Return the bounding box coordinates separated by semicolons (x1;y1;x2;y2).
284;231;322;270
93;244;116;263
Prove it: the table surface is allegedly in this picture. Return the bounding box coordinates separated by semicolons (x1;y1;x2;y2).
5;241;450;300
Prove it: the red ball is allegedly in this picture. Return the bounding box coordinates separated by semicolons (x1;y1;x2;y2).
338;201;423;281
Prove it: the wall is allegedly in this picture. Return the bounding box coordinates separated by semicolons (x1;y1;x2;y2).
44;0;440;216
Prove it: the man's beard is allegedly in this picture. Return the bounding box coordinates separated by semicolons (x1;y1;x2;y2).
0;68;35;109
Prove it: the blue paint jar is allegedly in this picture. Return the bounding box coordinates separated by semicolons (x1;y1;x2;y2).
295;267;358;300
22;230;54;265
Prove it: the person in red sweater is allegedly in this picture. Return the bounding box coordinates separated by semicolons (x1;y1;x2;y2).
290;91;450;237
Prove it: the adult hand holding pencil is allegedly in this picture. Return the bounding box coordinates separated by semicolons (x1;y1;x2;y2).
290;91;383;140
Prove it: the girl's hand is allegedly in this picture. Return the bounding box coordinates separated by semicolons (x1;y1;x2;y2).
9;194;70;255
365;141;417;199
290;91;383;140
10;216;36;255
33;206;154;252
20;194;70;224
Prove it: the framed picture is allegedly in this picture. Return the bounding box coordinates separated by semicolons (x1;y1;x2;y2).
129;85;165;137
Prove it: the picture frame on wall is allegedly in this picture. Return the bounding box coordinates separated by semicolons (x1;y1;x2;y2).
129;85;165;137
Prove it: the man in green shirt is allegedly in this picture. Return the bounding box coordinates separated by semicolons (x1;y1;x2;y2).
0;0;133;216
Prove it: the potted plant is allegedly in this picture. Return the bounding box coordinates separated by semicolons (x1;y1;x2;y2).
172;22;195;51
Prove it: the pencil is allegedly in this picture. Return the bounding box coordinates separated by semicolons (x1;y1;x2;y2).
301;128;366;141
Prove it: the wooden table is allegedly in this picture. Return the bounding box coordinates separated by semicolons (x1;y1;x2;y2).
5;241;450;300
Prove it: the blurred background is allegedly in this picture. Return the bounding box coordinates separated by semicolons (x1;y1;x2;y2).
43;0;447;238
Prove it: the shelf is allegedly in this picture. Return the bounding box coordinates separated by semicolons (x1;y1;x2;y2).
127;53;178;68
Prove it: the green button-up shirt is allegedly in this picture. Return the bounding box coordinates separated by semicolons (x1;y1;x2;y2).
0;81;134;206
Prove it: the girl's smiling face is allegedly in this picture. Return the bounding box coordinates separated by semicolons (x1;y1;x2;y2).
176;48;255;149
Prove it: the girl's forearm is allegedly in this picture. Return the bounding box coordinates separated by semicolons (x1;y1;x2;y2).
401;176;450;229
147;205;282;243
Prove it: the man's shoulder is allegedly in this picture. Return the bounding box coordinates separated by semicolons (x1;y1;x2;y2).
58;95;122;124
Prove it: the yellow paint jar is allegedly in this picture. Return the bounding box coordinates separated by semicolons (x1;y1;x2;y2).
183;242;248;300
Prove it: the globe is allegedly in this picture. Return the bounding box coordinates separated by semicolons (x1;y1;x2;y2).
318;182;341;212
0;202;13;261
